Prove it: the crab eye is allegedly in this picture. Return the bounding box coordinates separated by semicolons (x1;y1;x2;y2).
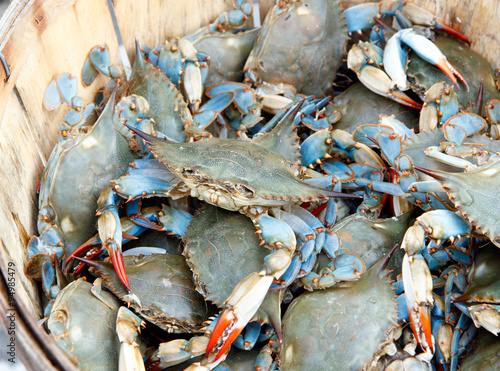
235;184;255;198
182;168;196;177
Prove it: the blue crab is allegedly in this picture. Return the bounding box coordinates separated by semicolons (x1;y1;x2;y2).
407;37;500;111
144;205;285;370
345;1;471;108
47;278;145;371
77;253;212;333
244;0;348;98
242;0;469;109
26;87;139;301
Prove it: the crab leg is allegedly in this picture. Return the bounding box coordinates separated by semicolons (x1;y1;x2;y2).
116;307;146;371
96;188;131;292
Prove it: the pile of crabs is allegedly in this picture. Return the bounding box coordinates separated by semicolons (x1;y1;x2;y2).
25;0;500;370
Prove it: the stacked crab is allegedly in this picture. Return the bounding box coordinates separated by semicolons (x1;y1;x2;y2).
25;1;500;370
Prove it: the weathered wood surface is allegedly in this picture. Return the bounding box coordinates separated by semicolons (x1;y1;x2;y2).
0;0;498;370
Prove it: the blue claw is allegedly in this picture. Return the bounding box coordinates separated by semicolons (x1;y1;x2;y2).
234;321;261;350
344;3;380;33
158;205;193;236
256;215;296;248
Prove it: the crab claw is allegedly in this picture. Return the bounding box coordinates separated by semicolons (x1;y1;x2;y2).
398;4;470;45
398;29;469;91
98;208;131;292
433;20;470;45
347;43;423;110
62;234;102;273
402;253;434;353
108;241;131;292
356;65;423;109
205;272;274;363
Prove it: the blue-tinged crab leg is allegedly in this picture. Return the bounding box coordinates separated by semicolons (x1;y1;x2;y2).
449;313;472;371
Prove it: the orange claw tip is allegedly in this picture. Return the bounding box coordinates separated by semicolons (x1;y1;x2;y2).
205;309;243;363
109;246;131;292
121;232;138;240
419;306;434;353
434;58;470;92
390;90;423;110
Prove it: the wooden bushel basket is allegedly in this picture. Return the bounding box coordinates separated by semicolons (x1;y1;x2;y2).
0;0;498;369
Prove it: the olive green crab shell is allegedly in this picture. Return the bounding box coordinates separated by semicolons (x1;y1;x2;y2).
244;0;348;97
47;279;121;370
280;254;398;370
88;254;211;333
148;136;355;210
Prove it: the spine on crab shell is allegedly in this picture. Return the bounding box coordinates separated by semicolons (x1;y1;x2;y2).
124;122;165;143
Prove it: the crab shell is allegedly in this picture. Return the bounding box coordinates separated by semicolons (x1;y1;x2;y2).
183;205;269;306
244;0;348;97
128;124;353;217
89;254;211;333
280;253;398;370
47;279;121;370
38;90;137;257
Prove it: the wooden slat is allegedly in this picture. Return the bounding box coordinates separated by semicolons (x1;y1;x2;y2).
113;0;241;54
0;91;42;318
